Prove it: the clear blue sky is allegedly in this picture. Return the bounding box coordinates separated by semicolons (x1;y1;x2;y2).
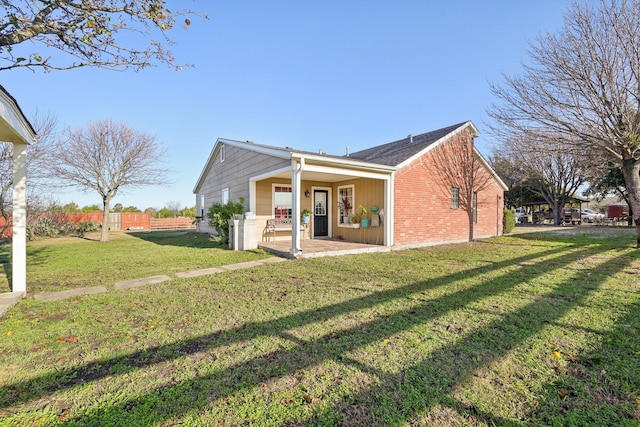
2;1;577;211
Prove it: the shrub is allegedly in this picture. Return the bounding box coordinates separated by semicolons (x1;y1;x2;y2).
503;209;516;234
76;221;101;237
206;198;245;243
26;212;101;240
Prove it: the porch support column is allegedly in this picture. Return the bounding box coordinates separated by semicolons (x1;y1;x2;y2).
384;174;393;247
290;158;304;256
12;142;27;294
249;179;257;214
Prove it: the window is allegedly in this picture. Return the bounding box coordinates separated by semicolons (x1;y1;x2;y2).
338;185;354;226
222;188;229;204
472;192;478;223
451;187;460;209
273;185;292;219
199;194;205;217
220;144;225;162
315;191;327;216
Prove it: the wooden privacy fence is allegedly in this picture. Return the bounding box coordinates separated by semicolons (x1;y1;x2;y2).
67;212;195;231
149;217;195;230
0;212;195;237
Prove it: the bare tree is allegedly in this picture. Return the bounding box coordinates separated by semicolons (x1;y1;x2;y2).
498;138;589;225
0;110;57;237
487;0;640;246
0;1;206;72
424;131;495;241
50;119;169;242
166;200;181;217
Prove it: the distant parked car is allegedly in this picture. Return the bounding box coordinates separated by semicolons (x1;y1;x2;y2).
515;208;526;223
581;209;604;222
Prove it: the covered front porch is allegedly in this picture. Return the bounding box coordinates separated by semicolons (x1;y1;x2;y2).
249;154;396;257
258;237;391;259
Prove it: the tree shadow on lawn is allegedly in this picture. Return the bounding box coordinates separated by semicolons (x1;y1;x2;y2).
2;240;637;425
127;229;225;249
0;246;49;293
298;252;639;426
527;294;640;425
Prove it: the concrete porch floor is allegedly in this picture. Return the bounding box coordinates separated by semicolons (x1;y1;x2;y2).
258;238;390;259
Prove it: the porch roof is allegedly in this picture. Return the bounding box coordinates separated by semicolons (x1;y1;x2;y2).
194;137;397;192
0;84;36;144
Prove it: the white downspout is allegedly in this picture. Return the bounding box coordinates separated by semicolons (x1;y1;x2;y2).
290;157;305;255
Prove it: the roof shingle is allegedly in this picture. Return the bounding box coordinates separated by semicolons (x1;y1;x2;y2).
346;121;469;166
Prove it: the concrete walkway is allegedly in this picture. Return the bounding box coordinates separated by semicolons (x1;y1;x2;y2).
0;256;288;318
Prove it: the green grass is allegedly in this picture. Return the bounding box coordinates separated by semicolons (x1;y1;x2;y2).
0;230;271;293
0;229;639;426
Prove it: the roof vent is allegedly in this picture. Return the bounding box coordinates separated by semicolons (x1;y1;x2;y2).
408;134;413;143
319;149;324;155
346;146;350;157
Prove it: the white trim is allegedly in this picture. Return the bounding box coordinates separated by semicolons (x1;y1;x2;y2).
303;163;392;180
337;184;355;228
474;147;509;191
395;121;479;169
251;165;292;182
0;89;35;145
385;174;393;247
271;182;293;219
311;186;332;239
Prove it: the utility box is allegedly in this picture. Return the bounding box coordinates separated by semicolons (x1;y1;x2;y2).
228;217;240;250
239;218;257;250
228;215;257;251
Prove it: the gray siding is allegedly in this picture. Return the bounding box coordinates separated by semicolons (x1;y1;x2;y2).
195;143;290;234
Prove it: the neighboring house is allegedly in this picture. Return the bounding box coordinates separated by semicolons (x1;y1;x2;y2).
0;85;36;293
193;121;507;256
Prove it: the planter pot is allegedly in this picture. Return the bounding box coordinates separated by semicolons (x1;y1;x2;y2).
370;206;379;213
302;215;311;223
361;218;370;228
353;223;361;229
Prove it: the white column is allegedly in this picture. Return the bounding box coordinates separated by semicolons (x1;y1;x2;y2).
384;174;394;247
12;142;27;293
290;159;303;255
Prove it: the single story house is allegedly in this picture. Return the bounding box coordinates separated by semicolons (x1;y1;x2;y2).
193;121;507;256
0;85;36;293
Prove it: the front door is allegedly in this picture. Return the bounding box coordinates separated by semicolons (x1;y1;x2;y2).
313;190;329;237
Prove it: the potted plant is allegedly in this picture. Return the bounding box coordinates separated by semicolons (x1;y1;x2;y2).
340;197;352;224
350;204;368;229
301;209;312;223
359;204;370;228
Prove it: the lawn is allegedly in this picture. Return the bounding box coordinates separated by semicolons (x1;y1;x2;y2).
0;228;638;426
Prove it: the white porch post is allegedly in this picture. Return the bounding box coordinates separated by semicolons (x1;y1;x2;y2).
12;142;27;293
290;158;304;255
384;174;394;247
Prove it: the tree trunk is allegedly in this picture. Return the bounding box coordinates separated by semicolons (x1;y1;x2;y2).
551;200;562;226
620;159;640;248
101;197;111;242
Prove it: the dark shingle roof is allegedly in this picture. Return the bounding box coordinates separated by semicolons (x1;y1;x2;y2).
346;121;469;166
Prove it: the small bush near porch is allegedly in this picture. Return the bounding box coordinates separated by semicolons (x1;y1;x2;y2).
0;229;638;425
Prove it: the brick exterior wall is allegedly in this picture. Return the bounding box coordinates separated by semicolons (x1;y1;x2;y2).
393;130;504;247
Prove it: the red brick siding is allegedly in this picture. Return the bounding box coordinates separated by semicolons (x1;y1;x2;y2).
393;131;503;246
